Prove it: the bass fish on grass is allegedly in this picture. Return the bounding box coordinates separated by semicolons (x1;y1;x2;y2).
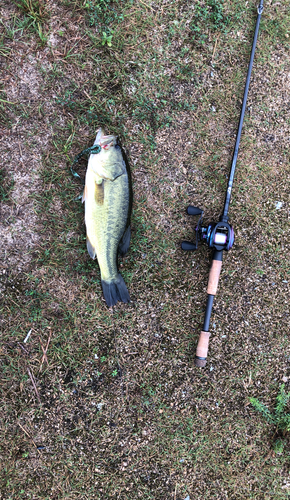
82;129;132;307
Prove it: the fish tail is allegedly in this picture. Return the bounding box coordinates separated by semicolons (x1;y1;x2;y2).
101;274;130;307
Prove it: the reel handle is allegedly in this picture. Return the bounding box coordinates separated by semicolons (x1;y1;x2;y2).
182;206;203;251
181;241;197;251
187;206;203;216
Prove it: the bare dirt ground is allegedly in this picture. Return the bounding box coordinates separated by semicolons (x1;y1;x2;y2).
1;0;290;498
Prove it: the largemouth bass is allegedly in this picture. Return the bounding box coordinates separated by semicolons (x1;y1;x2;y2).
82;129;131;307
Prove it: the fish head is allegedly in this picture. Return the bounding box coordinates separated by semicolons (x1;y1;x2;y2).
89;129;124;180
94;128;117;150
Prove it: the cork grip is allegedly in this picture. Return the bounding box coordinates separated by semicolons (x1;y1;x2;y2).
195;331;210;367
207;260;222;295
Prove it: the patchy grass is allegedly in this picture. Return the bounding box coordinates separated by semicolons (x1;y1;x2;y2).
0;167;14;202
1;0;290;498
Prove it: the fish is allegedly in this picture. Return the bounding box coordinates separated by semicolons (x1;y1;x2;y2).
82;128;132;307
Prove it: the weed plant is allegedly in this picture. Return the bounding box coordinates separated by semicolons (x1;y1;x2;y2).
250;384;290;432
85;0;125;36
250;384;290;454
190;0;231;45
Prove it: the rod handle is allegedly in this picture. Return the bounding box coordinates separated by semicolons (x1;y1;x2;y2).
207;259;222;295
194;331;210;367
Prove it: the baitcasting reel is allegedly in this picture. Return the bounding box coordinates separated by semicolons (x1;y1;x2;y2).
181;206;234;253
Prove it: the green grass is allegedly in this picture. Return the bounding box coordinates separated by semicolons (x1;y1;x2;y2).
12;0;48;43
0;168;14;202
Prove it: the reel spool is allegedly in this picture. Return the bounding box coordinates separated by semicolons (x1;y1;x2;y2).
181;206;234;253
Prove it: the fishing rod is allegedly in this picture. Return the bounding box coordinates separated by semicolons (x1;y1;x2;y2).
182;0;264;367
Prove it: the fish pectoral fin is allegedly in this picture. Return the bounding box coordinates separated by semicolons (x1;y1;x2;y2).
86;237;96;259
118;226;131;256
94;180;104;205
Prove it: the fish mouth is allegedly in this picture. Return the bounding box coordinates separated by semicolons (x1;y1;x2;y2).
94;128;116;149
